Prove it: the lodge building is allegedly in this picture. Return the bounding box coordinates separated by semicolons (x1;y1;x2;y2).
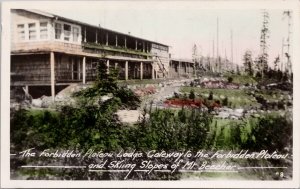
11;9;194;100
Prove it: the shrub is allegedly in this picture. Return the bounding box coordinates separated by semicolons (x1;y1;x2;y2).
241;114;292;152
189;90;195;100
208;91;213;100
114;87;140;110
222;96;228;106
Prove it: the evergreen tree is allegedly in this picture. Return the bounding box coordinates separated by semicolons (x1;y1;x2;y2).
243;50;254;76
258;10;270;78
273;55;280;70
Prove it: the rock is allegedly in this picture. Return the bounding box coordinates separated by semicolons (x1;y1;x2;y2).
32;98;43;107
217;111;230;119
41;96;53;108
101;95;112;102
235;108;244;114
116;110;148;124
229;115;239;120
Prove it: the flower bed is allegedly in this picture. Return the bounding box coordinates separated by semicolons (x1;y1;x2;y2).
164;98;221;109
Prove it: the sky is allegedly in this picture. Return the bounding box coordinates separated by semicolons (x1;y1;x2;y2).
46;1;293;66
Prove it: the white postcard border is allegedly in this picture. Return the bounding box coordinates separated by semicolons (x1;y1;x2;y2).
1;0;300;188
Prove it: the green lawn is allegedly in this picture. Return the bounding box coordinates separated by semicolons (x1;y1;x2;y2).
223;73;258;85
180;87;259;108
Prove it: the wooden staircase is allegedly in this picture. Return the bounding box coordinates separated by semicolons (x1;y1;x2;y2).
155;56;168;78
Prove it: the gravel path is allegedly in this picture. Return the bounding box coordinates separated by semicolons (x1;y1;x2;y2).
144;78;194;106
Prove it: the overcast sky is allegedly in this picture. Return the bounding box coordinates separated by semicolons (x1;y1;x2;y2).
46;1;292;66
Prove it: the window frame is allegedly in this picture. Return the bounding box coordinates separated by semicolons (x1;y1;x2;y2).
72;26;80;43
15;20;50;42
28;22;37;41
55;22;63;40
63;24;71;41
16;24;25;41
54;21;81;44
39;21;49;40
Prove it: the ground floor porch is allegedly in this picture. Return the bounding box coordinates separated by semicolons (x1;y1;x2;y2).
11;51;155;100
169;59;195;78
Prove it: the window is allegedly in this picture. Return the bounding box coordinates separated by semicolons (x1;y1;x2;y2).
40;22;48;39
17;24;25;41
55;23;62;39
64;24;71;41
73;27;79;42
55;22;80;43
28;23;36;40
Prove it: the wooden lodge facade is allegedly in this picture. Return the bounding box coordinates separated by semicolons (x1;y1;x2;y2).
11;9;170;99
11;9;194;100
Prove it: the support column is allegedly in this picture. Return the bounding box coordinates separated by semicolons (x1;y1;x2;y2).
71;58;74;80
140;62;143;80
125;37;127;48
170;62;172;78
115;35;118;47
143;42;145;52
95;30;98;43
151;62;155;79
50;52;55;101
106;33;108;45
106;59;110;74
125;61;128;80
133;63;136;79
78;59;81;80
145;43;147;52
115;62;118;69
135;40;137;50
178;61;181;77
186;63;188;73
82;56;86;84
84;27;87;43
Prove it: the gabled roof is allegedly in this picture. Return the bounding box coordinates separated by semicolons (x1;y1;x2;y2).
22;9;169;47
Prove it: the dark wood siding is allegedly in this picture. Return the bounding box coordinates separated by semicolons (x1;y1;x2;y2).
11;54;51;85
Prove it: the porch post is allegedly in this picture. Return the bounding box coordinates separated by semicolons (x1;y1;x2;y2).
152;62;155;79
125;37;127;48
125;61;128;80
140;62;143;80
50;52;55;101
95;30;98;43
169;62;172;78
106;59;110;74
178;61;181;77
84;27;87;43
78;59;81;80
135;40;137;50
115;35;118;47
106;33;108;46
83;56;86;84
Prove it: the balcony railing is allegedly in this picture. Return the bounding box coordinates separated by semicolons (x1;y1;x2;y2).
82;42;152;57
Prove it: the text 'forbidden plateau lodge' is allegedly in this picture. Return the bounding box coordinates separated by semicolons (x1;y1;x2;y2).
11;9;195;100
